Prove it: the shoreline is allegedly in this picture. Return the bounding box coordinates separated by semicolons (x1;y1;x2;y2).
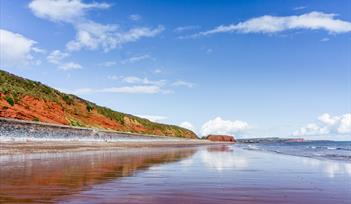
0;140;223;155
0;117;232;155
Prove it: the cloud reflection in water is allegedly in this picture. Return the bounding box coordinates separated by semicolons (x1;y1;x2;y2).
199;146;248;171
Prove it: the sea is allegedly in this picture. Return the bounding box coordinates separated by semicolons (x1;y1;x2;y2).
241;140;351;161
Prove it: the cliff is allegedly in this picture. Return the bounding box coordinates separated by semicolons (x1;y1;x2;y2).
0;70;197;139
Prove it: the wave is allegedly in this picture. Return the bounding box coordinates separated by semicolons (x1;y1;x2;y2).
239;141;351;162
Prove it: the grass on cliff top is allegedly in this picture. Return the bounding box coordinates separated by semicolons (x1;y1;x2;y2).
0;69;72;103
0;69;195;137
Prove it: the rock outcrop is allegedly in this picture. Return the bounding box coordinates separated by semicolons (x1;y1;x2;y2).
205;135;236;142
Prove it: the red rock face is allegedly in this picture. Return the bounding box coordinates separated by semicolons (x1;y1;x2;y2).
206;135;236;143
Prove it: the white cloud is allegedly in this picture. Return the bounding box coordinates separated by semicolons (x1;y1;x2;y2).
193;12;351;37
293;113;351;137
129;14;142;21
121;54;151;64
172;80;194;88
201;117;249;137
29;0;164;52
0;29;38;67
58;62;82;70
179;121;196;132
136;115;167;122
29;0;110;23
47;50;69;64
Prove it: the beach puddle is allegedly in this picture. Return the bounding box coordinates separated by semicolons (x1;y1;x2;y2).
0;145;350;203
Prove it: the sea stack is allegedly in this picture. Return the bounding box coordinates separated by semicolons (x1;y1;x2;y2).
205;135;236;143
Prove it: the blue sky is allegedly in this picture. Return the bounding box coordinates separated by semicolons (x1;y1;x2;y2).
0;0;350;140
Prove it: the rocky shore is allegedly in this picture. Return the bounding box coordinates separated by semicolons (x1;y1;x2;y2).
0;117;188;142
0;118;216;155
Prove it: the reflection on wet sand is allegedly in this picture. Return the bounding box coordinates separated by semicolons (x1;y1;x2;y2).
200;145;248;171
0;148;196;203
1;145;351;204
301;157;351;178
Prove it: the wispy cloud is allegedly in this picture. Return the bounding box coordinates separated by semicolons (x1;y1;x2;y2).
121;54;151;64
189;12;351;38
68;85;170;94
99;61;117;67
174;25;200;33
121;76;166;86
32;47;46;54
320;37;330;42
29;0;164;52
172;80;194;88
108;75;194;92
153;69;162;74
293;6;307;10
58;62;82;71
47;50;69;64
129;14;142;21
46;49;81;71
108;75;167;87
107;75;121;80
101;86;165;94
206;48;213;54
81;75;174;94
65;22;164;52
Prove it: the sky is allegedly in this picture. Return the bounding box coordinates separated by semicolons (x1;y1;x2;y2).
0;0;350;140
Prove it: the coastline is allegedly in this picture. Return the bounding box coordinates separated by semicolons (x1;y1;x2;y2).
0;117;226;155
0;140;218;155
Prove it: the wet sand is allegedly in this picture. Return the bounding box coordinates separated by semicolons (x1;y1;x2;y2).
1;145;350;203
0;140;216;155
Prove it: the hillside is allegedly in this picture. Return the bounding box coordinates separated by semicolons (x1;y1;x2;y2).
0;70;197;139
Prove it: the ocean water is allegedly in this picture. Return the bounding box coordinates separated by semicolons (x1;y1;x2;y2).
241;141;351;161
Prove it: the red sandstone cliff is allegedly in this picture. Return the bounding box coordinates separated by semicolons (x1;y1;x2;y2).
205;135;236;142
